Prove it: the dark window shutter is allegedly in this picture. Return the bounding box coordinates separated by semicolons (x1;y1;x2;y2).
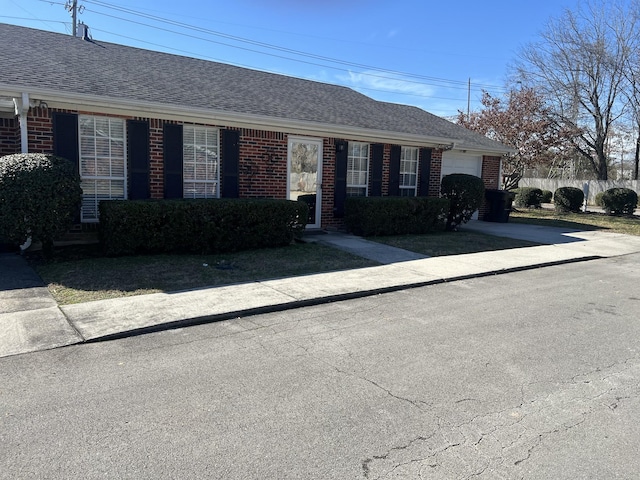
418;148;432;197
52;112;79;172
127;120;150;200
370;143;384;197
221;129;240;198
333;139;348;217
163;123;183;199
388;145;401;196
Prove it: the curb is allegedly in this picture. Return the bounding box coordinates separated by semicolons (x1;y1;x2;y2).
85;255;603;343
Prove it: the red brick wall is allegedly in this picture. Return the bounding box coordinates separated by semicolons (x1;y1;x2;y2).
149;118;165;199
429;149;443;196
479;155;502;218
321;138;338;229
481;156;501;189
238;129;287;198
380;144;391;196
16;107;499;229
27;107;54;153
0;117;20;156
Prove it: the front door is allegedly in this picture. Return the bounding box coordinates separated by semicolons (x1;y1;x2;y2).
288;137;323;229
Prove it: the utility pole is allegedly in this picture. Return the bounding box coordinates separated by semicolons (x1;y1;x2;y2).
467;78;471;122
65;0;80;36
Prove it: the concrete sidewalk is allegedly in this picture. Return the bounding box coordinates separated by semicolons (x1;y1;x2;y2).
3;220;640;358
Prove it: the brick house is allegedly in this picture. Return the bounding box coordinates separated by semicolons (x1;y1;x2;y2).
0;23;511;230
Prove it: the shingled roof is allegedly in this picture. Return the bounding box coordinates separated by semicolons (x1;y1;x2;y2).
0;22;510;153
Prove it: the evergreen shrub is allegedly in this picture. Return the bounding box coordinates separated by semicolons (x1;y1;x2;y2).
344;196;449;236
554;187;584;213
0;153;81;255
601;188;638;215
514;187;543;208
99;198;308;256
441;174;485;231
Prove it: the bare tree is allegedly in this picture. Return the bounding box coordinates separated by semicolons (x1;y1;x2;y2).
457;88;574;189
515;0;637;180
622;15;640;180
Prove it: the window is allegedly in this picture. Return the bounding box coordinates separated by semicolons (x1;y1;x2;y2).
183;125;219;198
79;115;126;222
347;142;369;196
400;147;418;196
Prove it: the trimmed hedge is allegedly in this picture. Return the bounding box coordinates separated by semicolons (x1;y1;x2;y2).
344;196;449;236
0;153;81;254
554;187;584;213
601;188;638;215
441;174;485;231
514;187;543;208
541;190;553;203
595;192;604;207
99;198;308;256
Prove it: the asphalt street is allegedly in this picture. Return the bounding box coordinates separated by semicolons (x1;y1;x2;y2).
2;253;640;479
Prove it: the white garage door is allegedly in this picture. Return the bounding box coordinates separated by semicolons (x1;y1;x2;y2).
441;152;482;178
441;152;483;220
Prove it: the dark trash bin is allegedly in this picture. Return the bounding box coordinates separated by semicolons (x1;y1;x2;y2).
484;189;514;223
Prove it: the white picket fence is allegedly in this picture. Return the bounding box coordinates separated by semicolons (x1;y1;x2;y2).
519;178;640;204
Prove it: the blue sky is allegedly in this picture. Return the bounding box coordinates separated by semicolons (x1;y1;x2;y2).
3;0;579;117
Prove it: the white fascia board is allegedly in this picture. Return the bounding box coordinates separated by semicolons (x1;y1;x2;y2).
1;84;515;151
452;140;516;156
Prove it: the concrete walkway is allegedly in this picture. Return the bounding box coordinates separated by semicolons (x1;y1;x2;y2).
3;220;640;358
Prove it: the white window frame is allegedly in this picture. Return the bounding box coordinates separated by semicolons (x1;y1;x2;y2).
78;115;127;222
347;141;369;197
400;146;419;196
182;125;220;199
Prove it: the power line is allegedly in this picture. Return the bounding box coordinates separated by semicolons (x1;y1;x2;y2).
87;26;476;104
39;0;507;94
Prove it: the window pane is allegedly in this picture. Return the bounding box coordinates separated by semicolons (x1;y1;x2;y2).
347;187;366;197
96;158;111;176
80;156;95;176
111;157;125;178
109;119;124;140
195;128;206;146
183;125;219;198
78;115;127;221
195;161;207;180
111;140;124;159
110;180;125;198
347;142;369;194
94;117;110;136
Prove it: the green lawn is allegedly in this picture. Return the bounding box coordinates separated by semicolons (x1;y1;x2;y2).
510;208;640;236
32;209;640;306
370;230;540;256
31;229;538;305
30;243;376;305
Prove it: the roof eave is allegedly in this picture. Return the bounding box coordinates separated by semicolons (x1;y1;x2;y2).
1;84;511;154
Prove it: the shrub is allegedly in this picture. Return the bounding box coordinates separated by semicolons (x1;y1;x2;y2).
344;196;449;236
601;188;638;215
554;187;584;213
0;153;81;255
99;198;308;256
595;192;604;207
541;190;553;203
514;187;543;208
441;174;485;231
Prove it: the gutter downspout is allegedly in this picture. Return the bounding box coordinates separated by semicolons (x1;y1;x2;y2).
13;92;29;154
12;93;32;252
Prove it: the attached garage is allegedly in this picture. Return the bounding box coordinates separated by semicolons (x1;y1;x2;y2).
441;151;483;179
